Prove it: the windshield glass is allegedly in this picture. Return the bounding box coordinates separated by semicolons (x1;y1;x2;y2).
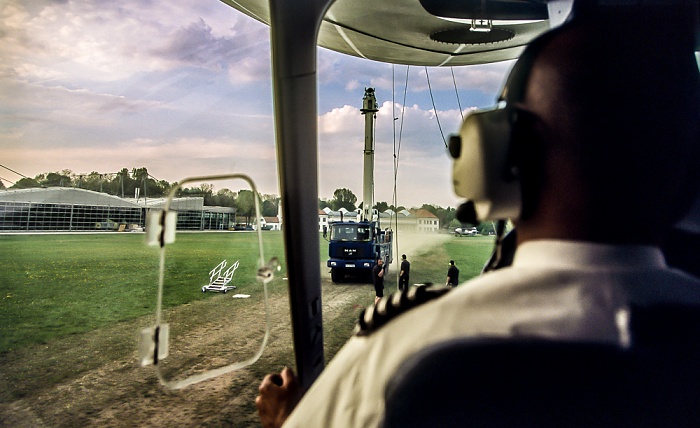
0;0;506;425
330;224;371;241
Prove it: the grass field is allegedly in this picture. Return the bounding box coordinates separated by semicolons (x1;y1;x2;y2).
0;231;494;426
1;232;285;353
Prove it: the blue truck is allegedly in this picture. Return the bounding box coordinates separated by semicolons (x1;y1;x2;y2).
327;220;393;283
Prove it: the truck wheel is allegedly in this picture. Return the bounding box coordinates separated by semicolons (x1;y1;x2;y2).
331;269;344;283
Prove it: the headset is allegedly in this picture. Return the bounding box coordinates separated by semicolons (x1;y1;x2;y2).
449;24;567;225
448;24;571;272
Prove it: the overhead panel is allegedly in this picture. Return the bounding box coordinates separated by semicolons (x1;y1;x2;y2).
219;0;551;66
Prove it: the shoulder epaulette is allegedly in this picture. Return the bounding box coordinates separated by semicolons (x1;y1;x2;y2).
354;284;451;336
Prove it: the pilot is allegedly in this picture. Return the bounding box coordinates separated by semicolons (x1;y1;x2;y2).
256;6;700;428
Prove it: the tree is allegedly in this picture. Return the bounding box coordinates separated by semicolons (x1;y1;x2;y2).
198;183;215;205
43;171;72;187
128;167;167;198
438;206;456;230
130;167;148;198
179;185;213;204
11;177;40;189
213;188;237;208
131;167;147;181
200;183;214;194
157;180;172;196
375;201;390;212
235;189;259;224
82;171;104;192
477;221;497;235
114;168;135;198
332;188;357;211
318;198;332;210
262;196;279;217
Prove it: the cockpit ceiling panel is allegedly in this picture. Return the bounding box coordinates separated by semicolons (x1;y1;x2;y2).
219;0;551;66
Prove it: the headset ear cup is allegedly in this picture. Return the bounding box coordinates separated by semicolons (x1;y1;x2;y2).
451;107;522;221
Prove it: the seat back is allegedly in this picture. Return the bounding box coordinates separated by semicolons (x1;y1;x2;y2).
383;304;700;427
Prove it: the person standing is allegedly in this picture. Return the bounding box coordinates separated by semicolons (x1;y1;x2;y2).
446;260;459;287
399;254;410;291
372;258;385;304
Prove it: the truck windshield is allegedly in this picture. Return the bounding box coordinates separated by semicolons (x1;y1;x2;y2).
331;224;371;241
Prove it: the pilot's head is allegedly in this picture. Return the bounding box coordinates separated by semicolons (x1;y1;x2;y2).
520;11;698;245
454;6;699;246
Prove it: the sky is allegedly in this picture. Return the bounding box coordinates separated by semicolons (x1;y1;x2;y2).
0;0;516;209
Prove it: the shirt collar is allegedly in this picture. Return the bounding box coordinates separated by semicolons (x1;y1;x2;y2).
512;240;667;270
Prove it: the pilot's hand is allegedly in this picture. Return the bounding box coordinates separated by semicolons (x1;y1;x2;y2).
256;367;302;428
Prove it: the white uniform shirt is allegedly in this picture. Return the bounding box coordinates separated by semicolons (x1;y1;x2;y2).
284;240;700;427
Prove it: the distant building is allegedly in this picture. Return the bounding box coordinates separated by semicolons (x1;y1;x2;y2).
411;208;440;233
260;216;282;231
318;209;329;233
0;187;236;232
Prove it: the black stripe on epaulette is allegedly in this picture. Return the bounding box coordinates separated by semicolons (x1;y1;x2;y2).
354;284;451;336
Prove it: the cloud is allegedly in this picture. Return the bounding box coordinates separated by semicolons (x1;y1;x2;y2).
317;99;465;207
319;105;363;135
153;16;270;84
0;77;168;143
344;79;361;92
0;0;509;209
0;0;269;84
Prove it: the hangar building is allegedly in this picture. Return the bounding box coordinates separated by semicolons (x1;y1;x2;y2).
0;187;236;232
